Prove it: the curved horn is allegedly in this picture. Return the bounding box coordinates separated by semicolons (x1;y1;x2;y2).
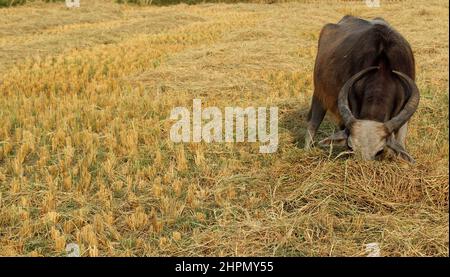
384;70;420;134
338;66;379;129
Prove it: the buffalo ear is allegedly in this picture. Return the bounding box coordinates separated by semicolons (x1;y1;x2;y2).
386;136;415;164
319;130;348;147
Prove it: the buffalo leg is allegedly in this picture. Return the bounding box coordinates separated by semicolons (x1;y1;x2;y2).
305;95;326;149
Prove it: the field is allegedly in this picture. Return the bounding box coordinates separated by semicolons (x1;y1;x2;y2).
0;0;448;256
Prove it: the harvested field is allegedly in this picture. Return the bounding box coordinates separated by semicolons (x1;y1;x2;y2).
0;0;448;256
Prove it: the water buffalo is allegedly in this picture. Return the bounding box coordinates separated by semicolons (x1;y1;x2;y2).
305;15;420;162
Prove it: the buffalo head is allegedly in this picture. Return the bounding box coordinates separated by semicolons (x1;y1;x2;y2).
319;66;420;162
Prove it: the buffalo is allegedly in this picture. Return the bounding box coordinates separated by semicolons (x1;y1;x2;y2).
305;15;420;162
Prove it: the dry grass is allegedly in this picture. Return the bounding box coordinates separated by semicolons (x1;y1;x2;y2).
0;0;448;257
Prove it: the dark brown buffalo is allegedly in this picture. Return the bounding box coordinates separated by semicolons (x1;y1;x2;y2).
305;15;420;162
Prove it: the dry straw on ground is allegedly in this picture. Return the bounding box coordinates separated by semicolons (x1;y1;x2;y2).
0;0;448;256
